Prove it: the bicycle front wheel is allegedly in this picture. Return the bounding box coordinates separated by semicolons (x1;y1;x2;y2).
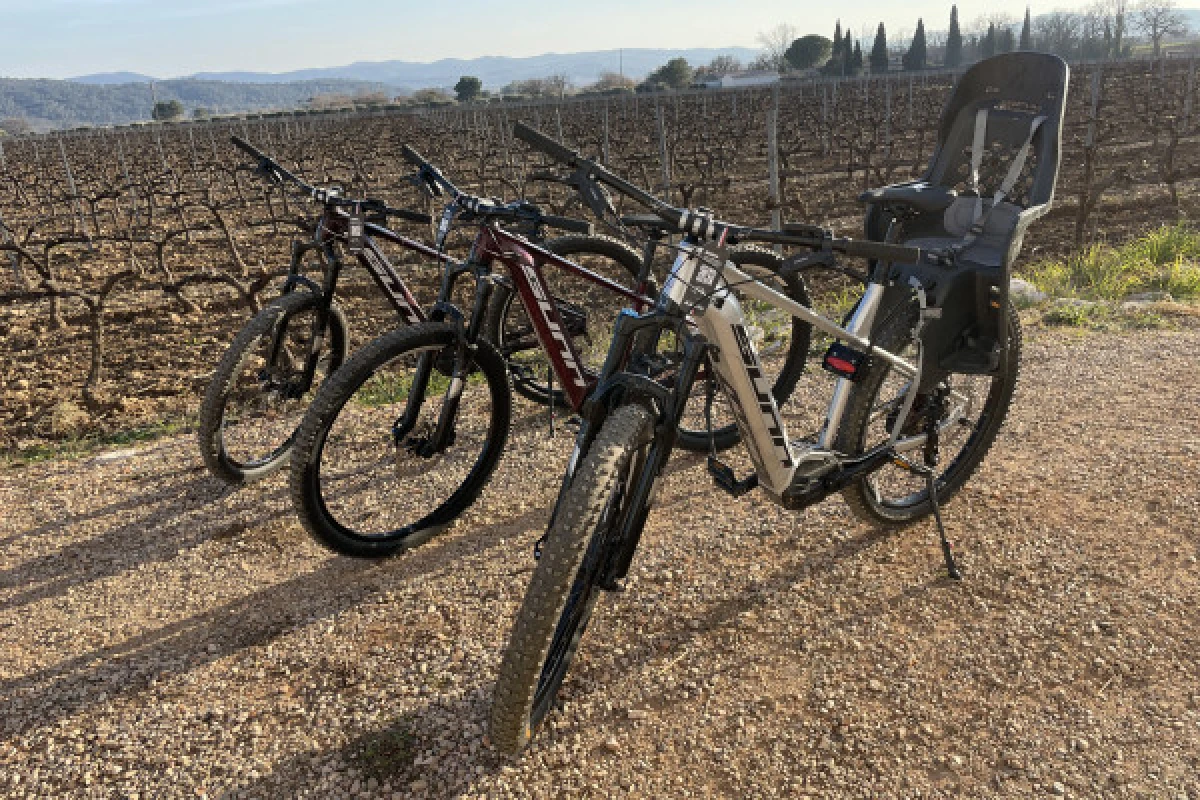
490;403;654;754
198;291;347;484
289;321;511;558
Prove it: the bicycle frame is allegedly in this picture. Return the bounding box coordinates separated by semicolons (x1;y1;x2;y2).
271;207;455;395
473;224;655;411
389;221;657;457
568;240;981;584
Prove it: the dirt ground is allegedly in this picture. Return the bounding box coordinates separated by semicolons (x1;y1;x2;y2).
0;325;1198;799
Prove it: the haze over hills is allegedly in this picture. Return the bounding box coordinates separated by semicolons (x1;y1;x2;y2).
68;72;158;85
70;47;761;90
0;78;388;132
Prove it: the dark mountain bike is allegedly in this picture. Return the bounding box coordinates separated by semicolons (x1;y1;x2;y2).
197;137;630;484
492;51;1066;753
286;145;815;559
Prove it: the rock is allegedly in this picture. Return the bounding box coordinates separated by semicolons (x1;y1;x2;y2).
93;448;140;463
604;736;620;753
627;709;650;721
1051;298;1098;310
1049;782;1066;796
1010;278;1048;304
1125;290;1173;303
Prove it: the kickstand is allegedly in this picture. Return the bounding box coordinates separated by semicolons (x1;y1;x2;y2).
924;469;961;580
546;364;555;438
704;372;717;459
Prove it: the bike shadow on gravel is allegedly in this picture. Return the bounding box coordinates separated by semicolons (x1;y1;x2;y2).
0;467;288;614
0;498;550;738
230;686;508;799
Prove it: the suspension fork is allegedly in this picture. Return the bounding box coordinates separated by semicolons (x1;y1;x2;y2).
424;270;495;453
265;239;338;395
393;267;495;452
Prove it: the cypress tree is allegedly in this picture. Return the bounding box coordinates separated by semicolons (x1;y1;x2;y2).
1113;7;1125;58
870;23;889;72
999;26;1016;53
853;39;864;72
903;18;928;71
1019;8;1033;51
945;6;964;67
982;22;997;59
832;20;844;62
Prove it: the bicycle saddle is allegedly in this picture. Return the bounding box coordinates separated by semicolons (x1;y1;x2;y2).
859;183;958;215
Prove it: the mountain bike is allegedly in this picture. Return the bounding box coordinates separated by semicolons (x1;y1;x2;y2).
489;112;1049;752
198;137;626;484
285;146;815;559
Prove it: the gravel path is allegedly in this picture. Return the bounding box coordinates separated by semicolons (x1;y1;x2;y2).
1;326;1198;799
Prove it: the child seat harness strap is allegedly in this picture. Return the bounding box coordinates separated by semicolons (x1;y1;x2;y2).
963;108;1047;248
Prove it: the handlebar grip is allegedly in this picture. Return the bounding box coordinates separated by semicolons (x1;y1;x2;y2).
540;215;594;235
513;122;580;166
400;144;427;169
230;135;267;162
387;208;434;225
839;239;922;264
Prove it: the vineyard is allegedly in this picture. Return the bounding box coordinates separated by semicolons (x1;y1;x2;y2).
1;57;1198;451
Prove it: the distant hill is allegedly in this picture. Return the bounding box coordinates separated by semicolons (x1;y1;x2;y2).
179;47;759;91
0;78;387;131
15;46;759;131
69;72;157;85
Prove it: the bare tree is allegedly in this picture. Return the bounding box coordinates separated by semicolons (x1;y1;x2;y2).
589;72;636;92
1134;0;1189;57
755;23;799;72
1036;11;1084;56
705;55;743;77
982;11;1018;31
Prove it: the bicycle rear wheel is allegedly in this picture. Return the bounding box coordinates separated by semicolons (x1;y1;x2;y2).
198;291;347;484
289;321;511;558
834;300;1021;526
490;403;654;754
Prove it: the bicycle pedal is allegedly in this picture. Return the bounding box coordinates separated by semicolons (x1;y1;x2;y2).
707;456;758;498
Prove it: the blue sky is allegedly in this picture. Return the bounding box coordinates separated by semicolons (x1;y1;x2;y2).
3;0;1077;79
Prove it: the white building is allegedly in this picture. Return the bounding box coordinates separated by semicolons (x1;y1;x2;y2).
702;70;781;89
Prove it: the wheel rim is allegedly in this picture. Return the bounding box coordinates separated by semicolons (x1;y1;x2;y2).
859;357;1001;512
219;306;334;470
311;342;499;541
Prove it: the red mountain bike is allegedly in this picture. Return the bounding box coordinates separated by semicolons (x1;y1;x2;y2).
286;145;813;558
198;137;636;484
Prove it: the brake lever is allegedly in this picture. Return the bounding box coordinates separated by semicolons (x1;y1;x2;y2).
566;166;616;219
254;160;282;185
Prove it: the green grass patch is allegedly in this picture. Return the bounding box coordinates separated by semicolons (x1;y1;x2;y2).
1024;222;1200;303
2;417;194;468
1042;300;1171;331
353;720;417;779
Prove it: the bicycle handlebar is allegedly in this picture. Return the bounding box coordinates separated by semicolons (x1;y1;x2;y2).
400;143;459;198
231;136;431;225
512;122;929;265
